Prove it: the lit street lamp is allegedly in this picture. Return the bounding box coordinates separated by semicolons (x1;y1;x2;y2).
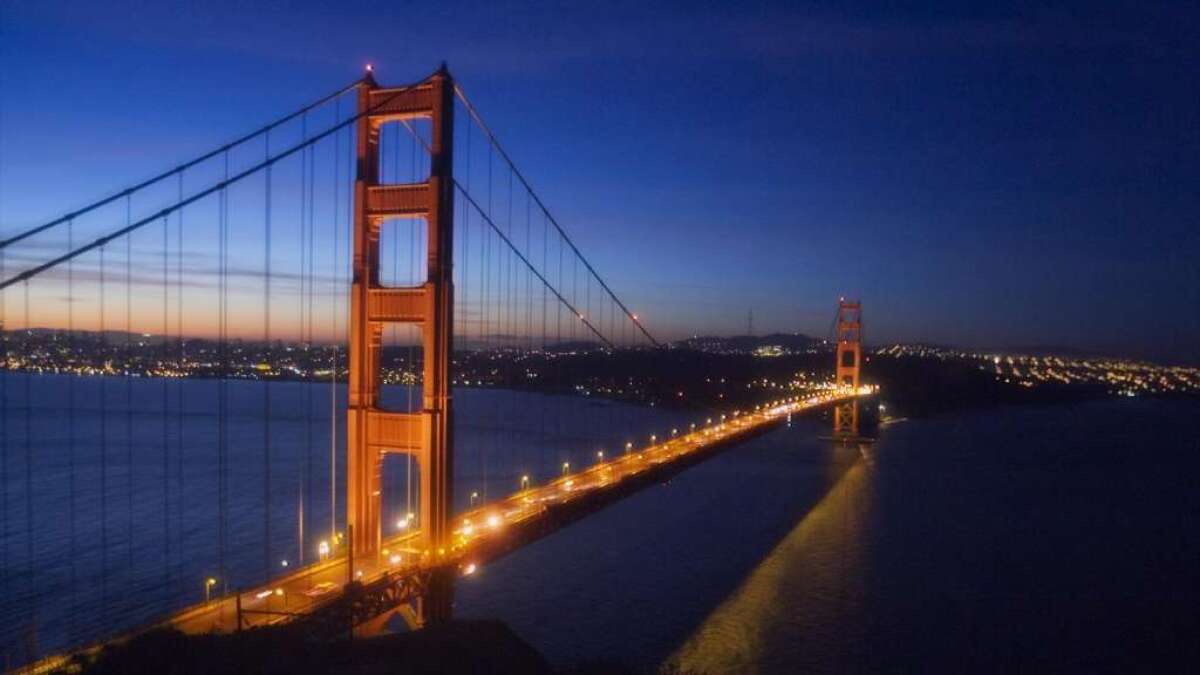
205;577;217;603
520;474;530;490
470;491;480;508
561;461;570;475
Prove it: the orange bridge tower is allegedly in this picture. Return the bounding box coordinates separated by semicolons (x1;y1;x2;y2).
833;298;862;440
346;66;455;621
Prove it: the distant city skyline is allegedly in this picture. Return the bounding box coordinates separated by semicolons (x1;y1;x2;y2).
2;2;1197;362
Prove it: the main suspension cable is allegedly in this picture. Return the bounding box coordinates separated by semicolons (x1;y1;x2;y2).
0;78;363;251
454;181;614;349
1;77;431;291
454;85;660;347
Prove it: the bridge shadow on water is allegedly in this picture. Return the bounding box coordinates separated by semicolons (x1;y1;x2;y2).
443;415;872;672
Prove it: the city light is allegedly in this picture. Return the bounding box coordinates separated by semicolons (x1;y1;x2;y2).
318;540;330;559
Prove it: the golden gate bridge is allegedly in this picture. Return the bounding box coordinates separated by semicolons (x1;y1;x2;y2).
0;65;872;670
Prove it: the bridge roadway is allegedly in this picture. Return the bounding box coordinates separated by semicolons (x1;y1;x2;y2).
31;386;871;669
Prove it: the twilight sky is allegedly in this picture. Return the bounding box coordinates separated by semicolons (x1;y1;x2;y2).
1;1;1197;362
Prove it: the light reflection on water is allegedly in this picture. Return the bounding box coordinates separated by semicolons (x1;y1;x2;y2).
458;399;1200;673
667;451;872;673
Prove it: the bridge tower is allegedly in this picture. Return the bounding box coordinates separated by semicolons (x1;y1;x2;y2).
346;66;455;621
833;299;862;440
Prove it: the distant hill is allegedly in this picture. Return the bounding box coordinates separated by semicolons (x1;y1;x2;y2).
672;332;826;353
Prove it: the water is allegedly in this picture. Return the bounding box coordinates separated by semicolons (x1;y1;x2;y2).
456;399;1200;672
0;373;692;665
4;374;1199;672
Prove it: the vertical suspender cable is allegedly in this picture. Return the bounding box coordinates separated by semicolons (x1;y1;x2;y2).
125;197;134;570
99;244;108;627
541;211;548;480
160;215;170;597
330;98;340;545
22;283;33;647
345;108;354;534
218;151;229;595
300;112;311;566
175;172;185;596
67;220;78;642
458;109;472;510
263;131;273;580
483;143;492;501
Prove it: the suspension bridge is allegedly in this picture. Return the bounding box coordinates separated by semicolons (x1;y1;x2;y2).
0;65;872;670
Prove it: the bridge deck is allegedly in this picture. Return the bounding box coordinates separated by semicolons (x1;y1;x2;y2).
157;387;870;637
26;387;870;671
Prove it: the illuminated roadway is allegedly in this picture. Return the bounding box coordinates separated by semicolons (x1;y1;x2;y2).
33;385;873;668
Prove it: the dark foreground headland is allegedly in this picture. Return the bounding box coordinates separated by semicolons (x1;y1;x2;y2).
62;620;642;675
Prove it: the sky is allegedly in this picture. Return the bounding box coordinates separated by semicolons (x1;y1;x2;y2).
1;1;1197;362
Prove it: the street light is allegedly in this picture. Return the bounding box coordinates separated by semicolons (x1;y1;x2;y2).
596;450;604;462
624;442;633;454
520;475;530;490
562;461;570;475
318;540;330;560
470;491;479;508
205;577;217;603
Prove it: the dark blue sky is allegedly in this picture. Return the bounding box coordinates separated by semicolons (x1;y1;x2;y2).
2;1;1197;361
